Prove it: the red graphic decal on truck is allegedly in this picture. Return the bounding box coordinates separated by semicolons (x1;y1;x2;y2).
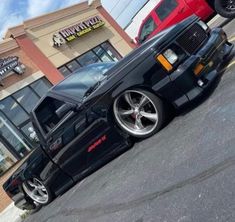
88;135;107;152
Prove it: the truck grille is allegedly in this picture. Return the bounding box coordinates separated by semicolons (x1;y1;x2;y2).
176;24;208;54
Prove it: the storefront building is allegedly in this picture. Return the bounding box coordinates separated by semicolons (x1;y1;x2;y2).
0;0;135;177
0;38;53;177
6;0;135;77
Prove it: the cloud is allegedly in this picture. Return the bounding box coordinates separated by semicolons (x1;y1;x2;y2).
0;0;23;38
0;14;24;38
26;0;86;18
60;0;87;8
26;0;58;18
0;0;86;39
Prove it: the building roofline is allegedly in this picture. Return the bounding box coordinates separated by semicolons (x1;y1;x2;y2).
5;0;101;38
0;38;19;54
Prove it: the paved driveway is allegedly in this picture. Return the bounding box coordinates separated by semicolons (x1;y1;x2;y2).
25;19;235;222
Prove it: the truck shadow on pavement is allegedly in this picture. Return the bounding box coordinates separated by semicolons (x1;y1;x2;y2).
26;156;235;222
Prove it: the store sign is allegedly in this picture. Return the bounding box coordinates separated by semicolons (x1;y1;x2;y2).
52;16;105;47
0;56;25;86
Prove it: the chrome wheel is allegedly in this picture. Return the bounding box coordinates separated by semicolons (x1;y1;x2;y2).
113;90;159;137
23;178;49;204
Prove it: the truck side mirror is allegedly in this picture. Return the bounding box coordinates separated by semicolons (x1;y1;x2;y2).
135;37;139;45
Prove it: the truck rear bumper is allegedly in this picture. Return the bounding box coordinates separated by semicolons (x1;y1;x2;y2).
171;27;234;108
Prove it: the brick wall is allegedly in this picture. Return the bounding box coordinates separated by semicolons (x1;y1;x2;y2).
0;161;23;213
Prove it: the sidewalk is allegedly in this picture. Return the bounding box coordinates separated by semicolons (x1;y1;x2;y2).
0;203;25;222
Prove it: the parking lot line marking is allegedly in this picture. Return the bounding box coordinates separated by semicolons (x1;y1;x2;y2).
229;36;235;42
207;15;221;26
227;60;235;69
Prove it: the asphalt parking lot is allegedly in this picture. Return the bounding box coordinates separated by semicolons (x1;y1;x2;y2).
25;18;235;222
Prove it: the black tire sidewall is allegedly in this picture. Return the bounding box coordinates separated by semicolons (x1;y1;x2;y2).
215;0;235;18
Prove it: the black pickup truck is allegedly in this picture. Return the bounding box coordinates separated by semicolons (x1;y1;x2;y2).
3;16;233;210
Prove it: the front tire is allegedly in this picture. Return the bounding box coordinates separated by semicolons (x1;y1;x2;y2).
22;178;52;205
215;0;235;18
113;89;166;138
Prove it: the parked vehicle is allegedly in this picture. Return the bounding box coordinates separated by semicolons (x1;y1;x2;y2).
136;0;215;45
214;0;235;18
3;16;233;210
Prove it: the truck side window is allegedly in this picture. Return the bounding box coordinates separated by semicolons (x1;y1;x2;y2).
34;97;66;134
155;0;178;21
139;17;157;43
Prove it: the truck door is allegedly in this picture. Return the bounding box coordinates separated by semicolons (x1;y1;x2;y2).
32;95;128;181
32;96;90;180
184;0;214;21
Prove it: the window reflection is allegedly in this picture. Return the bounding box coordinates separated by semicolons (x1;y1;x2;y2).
0;141;17;176
93;46;113;62
13;87;40;113
101;42;122;61
59;41;122;77
59;66;71;77
66;60;81;72
30;78;52;97
77;51;101;66
0;78;51;162
0;114;29;157
1;97;28;126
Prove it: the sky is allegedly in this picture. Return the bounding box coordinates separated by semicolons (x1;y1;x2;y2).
0;0;147;38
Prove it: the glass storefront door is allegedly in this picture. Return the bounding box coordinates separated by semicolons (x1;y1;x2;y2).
0;78;52;175
0;116;31;159
0;141;17;176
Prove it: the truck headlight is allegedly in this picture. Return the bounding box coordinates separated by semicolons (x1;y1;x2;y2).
163;49;178;64
156;49;179;72
198;20;209;31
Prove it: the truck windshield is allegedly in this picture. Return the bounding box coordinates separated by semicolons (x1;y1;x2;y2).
53;62;115;99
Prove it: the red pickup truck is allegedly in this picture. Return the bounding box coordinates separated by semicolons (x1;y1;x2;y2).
136;0;216;45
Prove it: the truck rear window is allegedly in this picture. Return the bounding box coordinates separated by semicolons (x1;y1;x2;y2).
155;0;178;21
34;97;66;134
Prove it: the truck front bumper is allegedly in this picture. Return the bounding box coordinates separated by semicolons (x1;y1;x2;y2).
171;27;234;108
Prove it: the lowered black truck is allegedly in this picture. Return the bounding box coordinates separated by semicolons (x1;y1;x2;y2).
3;16;233;210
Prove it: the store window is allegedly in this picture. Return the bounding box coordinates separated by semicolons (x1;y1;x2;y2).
66;60;81;72
30;78;52;97
58;66;71;77
13;87;40;113
101;42;122;61
0;114;30;158
0;77;52;164
93;46;113;62
59;41;122;76
0;141;17;176
77;51;101;66
1;97;29;126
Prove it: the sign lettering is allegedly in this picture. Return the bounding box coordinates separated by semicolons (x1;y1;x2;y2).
52;16;105;47
0;56;25;86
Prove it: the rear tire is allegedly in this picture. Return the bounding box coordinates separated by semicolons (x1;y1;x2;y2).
113;89;166;138
214;0;235;18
